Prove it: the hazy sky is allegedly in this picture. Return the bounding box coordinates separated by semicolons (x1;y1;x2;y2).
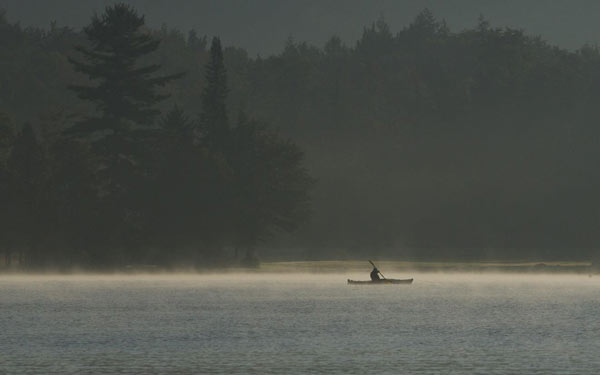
2;0;600;55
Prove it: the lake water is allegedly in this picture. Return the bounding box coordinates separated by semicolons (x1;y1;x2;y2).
2;273;600;374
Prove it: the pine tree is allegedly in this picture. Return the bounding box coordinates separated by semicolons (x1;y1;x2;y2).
0;112;13;266
199;37;229;151
65;4;185;266
6;124;49;266
68;3;182;135
0;112;14;163
187;30;207;51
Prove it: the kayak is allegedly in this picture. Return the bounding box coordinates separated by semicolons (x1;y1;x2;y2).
347;278;413;285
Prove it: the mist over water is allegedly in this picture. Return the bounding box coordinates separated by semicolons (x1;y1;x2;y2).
2;273;600;374
4;2;600;373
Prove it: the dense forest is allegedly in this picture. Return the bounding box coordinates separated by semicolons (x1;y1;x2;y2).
0;5;312;269
2;5;600;268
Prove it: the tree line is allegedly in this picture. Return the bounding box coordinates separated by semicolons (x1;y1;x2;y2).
0;4;312;269
3;6;600;262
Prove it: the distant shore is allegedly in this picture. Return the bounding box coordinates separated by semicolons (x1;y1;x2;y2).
0;260;596;274
258;260;596;274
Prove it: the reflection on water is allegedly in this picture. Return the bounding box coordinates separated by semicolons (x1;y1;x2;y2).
2;273;600;374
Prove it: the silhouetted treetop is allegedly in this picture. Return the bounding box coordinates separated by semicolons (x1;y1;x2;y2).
407;8;449;37
68;3;183;135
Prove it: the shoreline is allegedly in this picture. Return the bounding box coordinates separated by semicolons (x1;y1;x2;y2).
0;260;596;275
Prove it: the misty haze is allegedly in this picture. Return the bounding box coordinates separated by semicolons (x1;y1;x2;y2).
1;0;600;374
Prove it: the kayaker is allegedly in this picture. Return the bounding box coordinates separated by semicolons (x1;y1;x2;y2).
370;267;381;281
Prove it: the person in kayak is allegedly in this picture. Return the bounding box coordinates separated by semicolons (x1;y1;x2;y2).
370;267;382;281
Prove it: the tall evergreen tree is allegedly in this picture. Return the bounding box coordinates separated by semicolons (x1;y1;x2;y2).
0;112;14;163
68;3;182;135
199;37;229;150
0;112;12;266
192;37;235;262
5;124;48;266
65;4;184;266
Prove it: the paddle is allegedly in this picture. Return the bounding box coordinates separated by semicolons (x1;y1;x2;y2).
368;260;386;279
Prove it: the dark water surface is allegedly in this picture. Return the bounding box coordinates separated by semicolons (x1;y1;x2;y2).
2;273;600;374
